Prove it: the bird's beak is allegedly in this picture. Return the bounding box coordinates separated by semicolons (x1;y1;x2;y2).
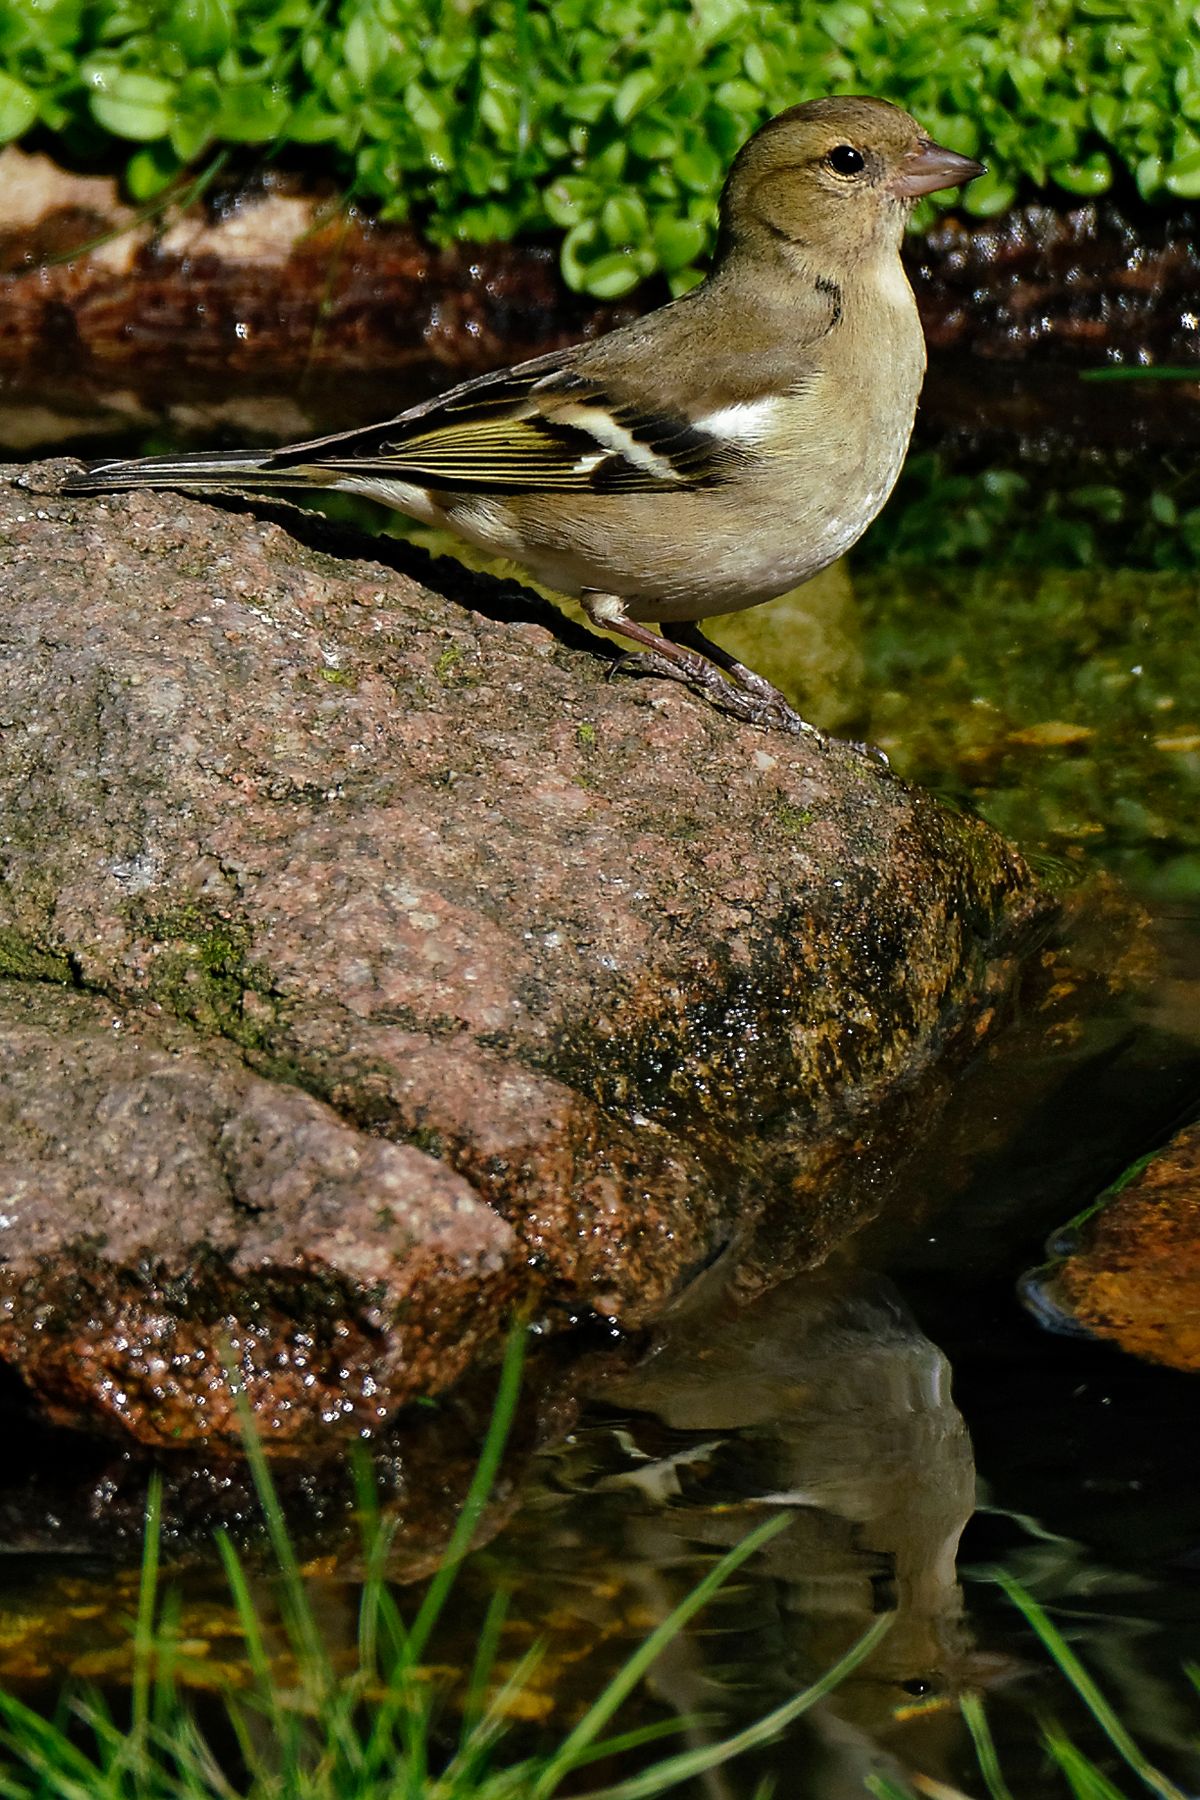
891;139;986;199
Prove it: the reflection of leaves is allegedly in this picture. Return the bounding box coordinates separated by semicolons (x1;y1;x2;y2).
855;563;1200;897
2;0;1200;294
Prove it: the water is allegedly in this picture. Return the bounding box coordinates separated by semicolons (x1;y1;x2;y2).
453;910;1200;1796
5;365;1200;1796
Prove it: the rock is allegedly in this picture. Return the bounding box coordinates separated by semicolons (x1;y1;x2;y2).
0;460;1047;1445
0;982;521;1450
1024;1122;1200;1372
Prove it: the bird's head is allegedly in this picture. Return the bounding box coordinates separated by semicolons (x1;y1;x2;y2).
716;95;984;275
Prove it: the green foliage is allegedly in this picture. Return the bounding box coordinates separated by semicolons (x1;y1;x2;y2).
2;0;1199;291
862;452;1200;574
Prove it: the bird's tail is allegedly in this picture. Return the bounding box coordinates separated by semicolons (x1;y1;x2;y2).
62;447;314;495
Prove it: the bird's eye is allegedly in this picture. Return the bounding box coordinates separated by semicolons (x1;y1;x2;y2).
826;144;866;175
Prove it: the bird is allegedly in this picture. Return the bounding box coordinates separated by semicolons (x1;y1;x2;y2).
63;97;983;738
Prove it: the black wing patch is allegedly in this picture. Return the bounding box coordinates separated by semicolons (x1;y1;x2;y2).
265;365;745;495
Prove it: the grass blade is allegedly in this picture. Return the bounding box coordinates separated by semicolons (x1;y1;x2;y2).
569;1612;893;1800
130;1472;163;1774
404;1321;526;1670
460;1584;510;1748
530;1512;792;1797
553;1715;702;1773
866;1778;918;1800
1042;1718;1129;1800
961;1690;1015;1800
998;1577;1186;1800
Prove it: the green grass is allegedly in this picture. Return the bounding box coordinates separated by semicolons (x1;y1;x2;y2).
3;0;1200;295
877;1576;1195;1800
0;1329;1193;1799
0;1326;891;1800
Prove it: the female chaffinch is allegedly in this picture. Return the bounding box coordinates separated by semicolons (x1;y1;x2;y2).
66;96;983;737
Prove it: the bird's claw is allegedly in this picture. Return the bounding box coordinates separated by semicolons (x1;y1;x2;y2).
724;666;826;744
613;644;825;745
611;649;693;686
738;694;827;745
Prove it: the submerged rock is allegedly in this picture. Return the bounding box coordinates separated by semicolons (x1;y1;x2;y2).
1025;1123;1200;1373
0;461;1046;1446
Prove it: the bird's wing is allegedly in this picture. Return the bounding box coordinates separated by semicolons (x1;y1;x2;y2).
264;357;746;495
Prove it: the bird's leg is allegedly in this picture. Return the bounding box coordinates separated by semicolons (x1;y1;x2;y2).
582;591;700;688
662;621;794;707
582;593;824;742
661;619;826;744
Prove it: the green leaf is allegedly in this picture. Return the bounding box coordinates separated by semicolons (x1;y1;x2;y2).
693;0;750;50
1052;150;1111;195
0;69;36;142
544;176;593;226
962;166;1017;215
561;217;600;287
87;67;176;141
286;93;346;143
344;11;391;88
600;190;648;244
125;142;181;199
613;67;658;123
1165;146;1200;196
742;42;771;87
586;251;655;295
674;137;723;192
628;114;679;159
561;81;613;123
170;0;233;63
714;76;760;113
561;221;652;295
216;80;291;142
651;213;706;270
1135;152;1165;198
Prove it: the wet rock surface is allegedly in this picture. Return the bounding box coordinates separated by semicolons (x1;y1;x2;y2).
1026;1121;1200;1373
911;199;1200;367
0;459;1046;1445
0;982;521;1449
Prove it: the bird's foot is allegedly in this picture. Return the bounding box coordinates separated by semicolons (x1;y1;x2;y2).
609;649;694;687
652;617;826;744
731;689;827;743
724;661;788;705
615;645;824;743
723;662;826;744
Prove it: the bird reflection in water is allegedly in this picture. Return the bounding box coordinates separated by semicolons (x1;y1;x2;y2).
550;1270;1003;1797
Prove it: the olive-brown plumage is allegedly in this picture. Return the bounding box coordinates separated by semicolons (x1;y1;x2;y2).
64;97;983;736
